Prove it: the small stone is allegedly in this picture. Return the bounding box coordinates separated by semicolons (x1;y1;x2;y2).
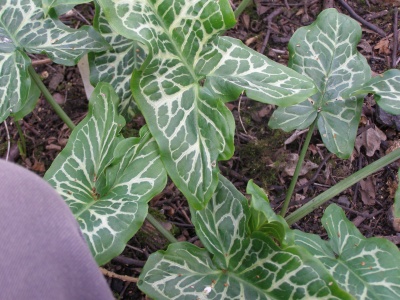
53;93;65;105
337;195;350;207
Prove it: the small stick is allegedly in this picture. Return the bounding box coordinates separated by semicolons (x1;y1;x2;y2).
392;7;398;68
100;268;139;283
31;58;53;66
260;7;285;54
112;256;145;267
3;121;10;161
238;92;247;134
337;0;386;37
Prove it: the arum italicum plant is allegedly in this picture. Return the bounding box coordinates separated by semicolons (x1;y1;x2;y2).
1;0;400;299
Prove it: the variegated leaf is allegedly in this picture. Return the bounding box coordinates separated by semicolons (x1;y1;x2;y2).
0;0;109;123
0;50;31;121
269;8;371;158
44;83;167;265
89;3;147;117
294;204;400;299
138;176;352;299
98;0;316;209
346;69;400;115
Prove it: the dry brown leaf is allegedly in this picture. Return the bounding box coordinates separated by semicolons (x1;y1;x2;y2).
254;0;269;15
374;38;391;55
359;176;376;205
355;126;386;156
389;205;400;232
283;153;318;177
357;39;373;54
32;160;45;173
241;14;250;29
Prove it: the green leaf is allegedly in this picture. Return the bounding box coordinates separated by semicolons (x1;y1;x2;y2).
139;176;352;299
0;0;109;123
44;83;167;265
11;76;41;121
41;0;91;16
246;180;294;246
269;8;371;158
98;0;316;209
346;69;400;115
89;3;147;117
0;51;31;122
294;204;400;299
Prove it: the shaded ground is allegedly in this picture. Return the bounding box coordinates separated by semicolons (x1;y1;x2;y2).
1;1;400;298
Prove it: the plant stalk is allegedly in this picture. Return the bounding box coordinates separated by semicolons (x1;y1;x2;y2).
146;213;178;244
15;120;27;158
285;146;400;225
234;0;253;19
279;120;316;217
28;65;75;130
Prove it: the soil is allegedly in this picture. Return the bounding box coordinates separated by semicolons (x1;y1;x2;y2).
1;1;400;299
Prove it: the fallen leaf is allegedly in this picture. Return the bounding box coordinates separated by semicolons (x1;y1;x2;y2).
254;0;269;15
357;39;373;54
283;153;318;177
241;14;250;29
32;160;45;173
355;126;386;156
389;205;400;232
359;176;376;205
374;38;391;55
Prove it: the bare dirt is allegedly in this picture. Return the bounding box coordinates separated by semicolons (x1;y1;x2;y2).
1;1;400;298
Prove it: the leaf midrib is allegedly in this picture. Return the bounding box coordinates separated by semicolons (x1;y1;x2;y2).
333;255;379;299
146;0;200;83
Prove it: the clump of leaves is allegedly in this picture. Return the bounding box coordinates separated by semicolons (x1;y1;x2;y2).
2;1;400;299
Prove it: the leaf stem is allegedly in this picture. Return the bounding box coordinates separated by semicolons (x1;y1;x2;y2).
28;65;75;130
234;0;253;19
279;120;316;217
146;213;178;244
15;120;27;158
285;147;400;225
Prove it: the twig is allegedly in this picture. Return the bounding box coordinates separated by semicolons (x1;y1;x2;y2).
3;120;10;161
284;0;290;9
112;256;145;267
237;92;247;134
28;65;76;130
73;8;91;25
337;0;386;37
392;7;398;68
275;153;332;202
219;164;263;186
260;7;285;54
99;268;139;283
31;58;53;66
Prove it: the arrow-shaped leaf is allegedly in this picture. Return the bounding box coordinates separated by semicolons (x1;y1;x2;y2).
89;3;147;117
0;0;109;123
44;83;167;265
294;204;400;299
138;176;352;299
269;8;371;158
98;0;316;208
